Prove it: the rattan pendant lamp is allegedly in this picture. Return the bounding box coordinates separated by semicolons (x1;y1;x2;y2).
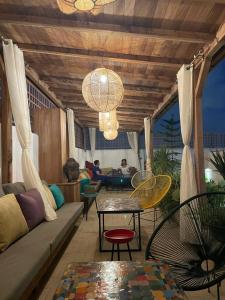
82;68;124;112
57;0;116;14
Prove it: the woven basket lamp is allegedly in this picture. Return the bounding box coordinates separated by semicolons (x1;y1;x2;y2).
57;0;116;14
99;110;118;131
104;129;118;140
82;68;124;112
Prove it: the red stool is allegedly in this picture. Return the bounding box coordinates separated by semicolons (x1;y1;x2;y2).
104;229;135;261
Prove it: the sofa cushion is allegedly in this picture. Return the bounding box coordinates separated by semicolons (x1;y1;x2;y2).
0;228;50;300
16;189;45;230
43;184;57;210
0;202;83;300
49;184;64;209
30;202;83;254
0;194;29;252
2;182;26;195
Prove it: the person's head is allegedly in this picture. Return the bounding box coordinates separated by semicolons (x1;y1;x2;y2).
94;160;100;167
121;159;127;167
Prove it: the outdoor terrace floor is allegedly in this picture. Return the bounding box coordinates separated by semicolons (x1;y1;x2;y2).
39;189;225;300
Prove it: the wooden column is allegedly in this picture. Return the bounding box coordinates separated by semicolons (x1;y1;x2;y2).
193;57;211;193
0;55;12;183
150;117;154;170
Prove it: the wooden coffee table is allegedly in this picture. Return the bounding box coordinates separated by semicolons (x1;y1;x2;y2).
54;261;185;300
97;197;143;252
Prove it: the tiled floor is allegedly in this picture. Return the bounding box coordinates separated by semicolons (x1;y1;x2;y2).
38;190;225;300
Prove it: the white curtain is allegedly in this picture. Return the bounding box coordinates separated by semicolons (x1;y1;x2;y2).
89;128;96;161
144;117;153;174
177;65;197;203
67;109;77;160
127;132;140;170
3;40;56;221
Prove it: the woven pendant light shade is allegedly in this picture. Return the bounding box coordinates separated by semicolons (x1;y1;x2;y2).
104;129;118;140
82;68;124;112
99;110;118;131
57;0;77;14
57;0;116;14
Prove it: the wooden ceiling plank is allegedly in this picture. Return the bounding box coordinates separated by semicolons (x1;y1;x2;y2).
0;13;213;44
19;43;188;68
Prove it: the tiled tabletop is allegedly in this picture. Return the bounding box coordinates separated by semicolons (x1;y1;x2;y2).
97;197;143;213
54;260;185;300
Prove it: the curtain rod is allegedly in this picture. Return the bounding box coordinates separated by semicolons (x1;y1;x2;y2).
186;49;204;70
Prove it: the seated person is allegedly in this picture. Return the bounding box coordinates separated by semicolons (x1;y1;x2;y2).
93;160;108;185
118;159;131;176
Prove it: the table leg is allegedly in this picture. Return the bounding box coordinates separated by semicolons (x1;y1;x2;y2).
127;243;132;261
138;212;141;251
103;214;105;232
133;213;136;231
98;213;102;252
117;244;120;261
111;243;114;261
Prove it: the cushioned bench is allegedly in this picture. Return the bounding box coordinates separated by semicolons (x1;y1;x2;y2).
0;183;83;300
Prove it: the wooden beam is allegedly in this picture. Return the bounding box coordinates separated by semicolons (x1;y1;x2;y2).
0;55;12;183
0;13;213;44
64;102;157;111
152;83;178;119
194;58;211;193
40;74;174;87
19;43;187;69
151;20;225;119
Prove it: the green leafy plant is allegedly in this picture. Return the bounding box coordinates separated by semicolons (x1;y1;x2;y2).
158;114;181;164
209;150;225;180
153;148;180;217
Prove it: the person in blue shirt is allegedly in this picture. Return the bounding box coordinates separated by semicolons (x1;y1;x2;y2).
93;160;108;185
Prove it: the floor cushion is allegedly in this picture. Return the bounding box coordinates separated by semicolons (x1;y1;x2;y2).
16;189;45;230
0;194;29;251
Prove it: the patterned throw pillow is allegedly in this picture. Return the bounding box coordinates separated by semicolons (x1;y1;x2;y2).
0;194;29;251
16;189;45;230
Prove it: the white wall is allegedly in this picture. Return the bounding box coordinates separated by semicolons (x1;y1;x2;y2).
75;148;140;170
12;126;39;182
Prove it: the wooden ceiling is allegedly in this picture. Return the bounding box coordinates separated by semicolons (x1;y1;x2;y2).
0;0;225;131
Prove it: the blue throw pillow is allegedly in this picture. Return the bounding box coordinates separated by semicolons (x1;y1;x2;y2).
49;184;64;209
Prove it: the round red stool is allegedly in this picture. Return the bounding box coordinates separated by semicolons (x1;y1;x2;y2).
104;229;135;261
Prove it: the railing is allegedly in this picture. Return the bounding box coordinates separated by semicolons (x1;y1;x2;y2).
153;134;225;149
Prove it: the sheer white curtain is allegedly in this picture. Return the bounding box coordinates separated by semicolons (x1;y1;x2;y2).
89;128;96;161
67;109;77;159
127;132;140;170
177;65;197;203
3;40;56;221
144;117;153;174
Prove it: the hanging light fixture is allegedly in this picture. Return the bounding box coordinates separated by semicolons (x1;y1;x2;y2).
57;0;116;14
82;68;124;112
99;110;118;132
104;129;118;140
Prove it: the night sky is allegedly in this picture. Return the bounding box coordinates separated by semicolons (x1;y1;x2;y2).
154;57;225;134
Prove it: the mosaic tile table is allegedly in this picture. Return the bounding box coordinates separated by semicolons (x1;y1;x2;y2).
54;261;185;300
97;198;143;252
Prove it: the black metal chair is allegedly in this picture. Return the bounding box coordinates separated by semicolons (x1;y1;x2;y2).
145;192;225;300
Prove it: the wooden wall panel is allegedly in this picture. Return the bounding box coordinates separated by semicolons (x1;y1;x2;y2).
32;108;68;183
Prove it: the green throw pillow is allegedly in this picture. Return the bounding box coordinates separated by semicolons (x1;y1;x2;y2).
49;184;64;209
80;178;90;193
